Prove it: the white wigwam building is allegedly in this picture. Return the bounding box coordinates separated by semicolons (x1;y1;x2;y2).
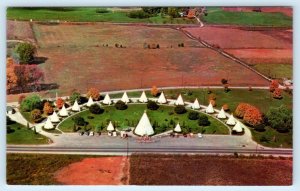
107;121;115;132
121;92;130;104
192;98;200;110
72;100;80;112
174;123;182;133
139;91;148;103
134;111;154;136
205;102;214;114
44;117;54;129
157;91;167;104
59;105;68;117
175;94;184;105
226;114;236;125
86;96;94;107
103;93;112;105
232;121;243;133
50;111;60;123
217;107;227;119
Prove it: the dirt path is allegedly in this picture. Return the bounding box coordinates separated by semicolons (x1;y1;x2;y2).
54;156;129;185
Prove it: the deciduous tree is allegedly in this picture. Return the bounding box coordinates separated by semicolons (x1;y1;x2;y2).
269;80;279;92
243;106;263;126
87;87;100;100
43;102;53;115
151;86;159;97
235;103;252;118
272;88;282;99
267;105;292;133
56;98;64;109
13;43;36;64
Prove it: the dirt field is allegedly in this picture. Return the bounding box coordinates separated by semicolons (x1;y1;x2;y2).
222;7;293;17
34;23;268;95
7;20;35;42
184;26;292;49
130;154;292;185
54;156;129;185
225;49;292;64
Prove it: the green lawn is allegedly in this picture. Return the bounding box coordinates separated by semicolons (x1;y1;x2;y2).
253;64;293;79
7;122;49;144
110;88;292;114
7;7;197;24
7;153;103;185
58;104;229;135
203;7;292;27
251;127;292;148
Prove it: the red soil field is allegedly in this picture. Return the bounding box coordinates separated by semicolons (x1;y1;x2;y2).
130;154;293;185
184;26;292;49
225;49;293;65
7;20;35;42
222;7;292;17
54;157;129;185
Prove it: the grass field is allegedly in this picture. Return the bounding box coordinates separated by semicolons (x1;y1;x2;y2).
203;7;292;27
6;154;104;185
58;104;229;134
253;64;293;79
251;126;292;148
7;122;49;144
7;7;197;24
130;154;292;185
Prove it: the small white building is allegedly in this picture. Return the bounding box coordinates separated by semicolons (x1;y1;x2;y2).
59;105;68;117
103;93;112;105
139;91;148;103
157;91;167;104
121;92;130;104
134;111;154;136
232;121;243;133
226;114;236;126
217;107;227;119
192;98;200;110
44;117;54;129
50;111;60;123
205;102;214;114
86;96;94;107
72;100;80;112
175;94;184;106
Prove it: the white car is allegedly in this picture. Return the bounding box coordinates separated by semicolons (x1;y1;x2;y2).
198;133;203;138
89;131;94;136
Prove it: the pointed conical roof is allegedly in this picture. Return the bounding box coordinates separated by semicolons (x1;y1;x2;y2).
50;111;60;123
44;117;54;129
107;121;114;131
134;111;154;136
121;92;130;104
103;93;112;105
233;121;243;132
87;96;94;107
175;94;184;105
226;114;236;125
139;91;148;103
217;107;227;119
157;91;167;104
192;98;200;109
205;102;214;114
72;100;80;111
59;105;68;117
174;123;182;132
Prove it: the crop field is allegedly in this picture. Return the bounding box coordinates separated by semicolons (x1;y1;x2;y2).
222;7;292;17
130;154;292;185
23;22;268;96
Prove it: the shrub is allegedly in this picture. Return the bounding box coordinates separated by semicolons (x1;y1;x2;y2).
273;88;282;99
20;94;42;112
115;100;128;110
56;98;64;109
13;42;36;64
70;91;81;105
234;103;251;118
147;100;159;110
267;105;292;133
224;84;230;93
174;105;187;114
30;109;42;121
209;99;216;107
95;8;110;13
188;111;199;120
151;86;159;97
222;104;229;111
221;78;228;85
269;80;279;92
198;115;210;126
43;102;53;115
243;106;263;126
89;104;104;114
87;87;100;100
127;10;151;18
73;116;86;126
207;87;212;94
208;93;216;100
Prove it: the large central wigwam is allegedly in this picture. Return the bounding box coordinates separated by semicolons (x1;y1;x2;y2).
134;111;154;136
